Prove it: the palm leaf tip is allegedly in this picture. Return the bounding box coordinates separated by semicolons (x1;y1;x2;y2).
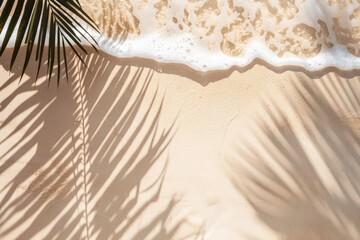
0;0;100;84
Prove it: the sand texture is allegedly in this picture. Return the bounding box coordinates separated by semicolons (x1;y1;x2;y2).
0;47;359;239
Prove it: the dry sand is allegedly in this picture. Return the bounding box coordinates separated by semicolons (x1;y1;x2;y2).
0;48;359;239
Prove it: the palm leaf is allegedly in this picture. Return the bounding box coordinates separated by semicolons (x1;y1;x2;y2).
0;0;99;83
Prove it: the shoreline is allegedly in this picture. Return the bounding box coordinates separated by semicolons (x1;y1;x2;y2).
2;46;360;86
119;55;360;85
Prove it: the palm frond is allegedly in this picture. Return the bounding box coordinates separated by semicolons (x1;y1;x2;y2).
0;0;99;84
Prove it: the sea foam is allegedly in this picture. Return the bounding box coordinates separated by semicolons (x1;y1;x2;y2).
81;0;360;71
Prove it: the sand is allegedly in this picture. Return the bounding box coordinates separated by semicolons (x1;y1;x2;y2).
0;47;359;240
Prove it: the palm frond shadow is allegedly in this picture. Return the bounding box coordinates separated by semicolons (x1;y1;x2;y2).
225;78;360;240
0;47;184;239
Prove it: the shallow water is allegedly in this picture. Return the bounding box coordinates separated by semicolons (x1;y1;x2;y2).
77;0;360;71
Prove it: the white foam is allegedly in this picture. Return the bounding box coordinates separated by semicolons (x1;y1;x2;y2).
81;0;360;71
94;31;360;72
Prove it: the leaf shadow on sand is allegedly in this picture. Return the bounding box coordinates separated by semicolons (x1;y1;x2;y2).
0;48;200;239
224;75;360;240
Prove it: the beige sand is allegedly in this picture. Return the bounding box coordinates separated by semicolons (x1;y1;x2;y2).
0;48;359;240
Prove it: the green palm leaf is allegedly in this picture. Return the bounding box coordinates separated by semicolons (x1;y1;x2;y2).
0;0;99;85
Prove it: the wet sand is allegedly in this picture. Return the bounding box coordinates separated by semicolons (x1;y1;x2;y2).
0;48;359;239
